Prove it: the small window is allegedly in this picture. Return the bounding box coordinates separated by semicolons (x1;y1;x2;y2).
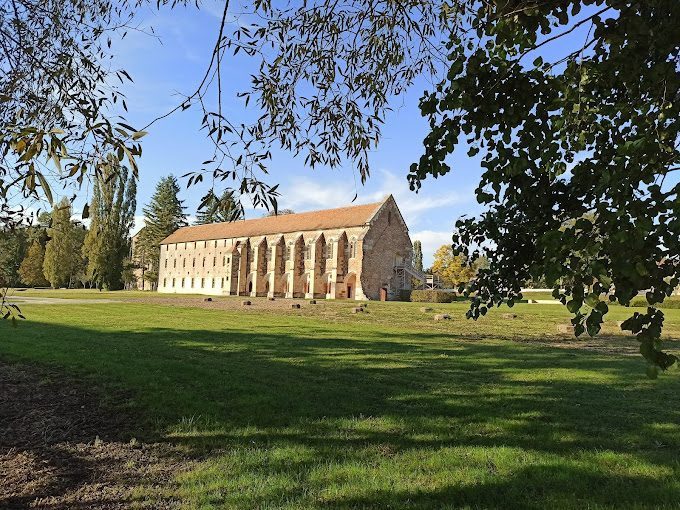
304;244;312;260
181;278;185;288
172;278;175;287
192;258;196;268
285;244;292;260
183;259;186;268
194;242;197;249
163;278;166;287
173;259;177;268
211;278;215;288
191;278;194;288
214;240;218;248
223;256;226;266
165;259;167;268
201;278;204;288
213;257;216;267
202;258;206;267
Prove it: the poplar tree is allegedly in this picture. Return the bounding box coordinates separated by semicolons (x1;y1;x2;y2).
139;176;187;288
19;242;49;287
82;161;137;290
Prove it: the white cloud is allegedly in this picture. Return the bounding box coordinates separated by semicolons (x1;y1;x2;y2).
410;229;453;267
276;168;473;227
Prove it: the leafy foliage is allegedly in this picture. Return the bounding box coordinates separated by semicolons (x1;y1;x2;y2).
410;0;680;373
410;289;456;303
431;244;480;288
43;199;85;289
195;190;243;224
0;228;27;287
18;241;48;287
262;208;295;217
413;240;424;272
82;160;137;290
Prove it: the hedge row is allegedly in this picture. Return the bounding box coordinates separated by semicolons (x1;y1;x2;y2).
630;296;680;309
409;290;457;303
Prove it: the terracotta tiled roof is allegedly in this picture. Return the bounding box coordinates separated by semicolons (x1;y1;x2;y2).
160;199;385;245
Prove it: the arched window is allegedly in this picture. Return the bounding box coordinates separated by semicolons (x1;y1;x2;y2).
285;243;292;260
173;259;176;269
305;243;312;260
349;239;357;259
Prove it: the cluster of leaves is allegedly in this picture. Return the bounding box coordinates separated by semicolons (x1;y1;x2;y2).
177;0;453;212
431;243;485;287
82;158;137;290
410;0;680;373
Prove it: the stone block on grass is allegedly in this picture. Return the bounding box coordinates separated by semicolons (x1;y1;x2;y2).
242;300;251;306
557;324;575;334
434;314;451;321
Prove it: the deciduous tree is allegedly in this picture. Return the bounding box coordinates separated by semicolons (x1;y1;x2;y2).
431;244;477;288
82;161;137;290
43;199;84;288
18;241;48;287
410;0;680;374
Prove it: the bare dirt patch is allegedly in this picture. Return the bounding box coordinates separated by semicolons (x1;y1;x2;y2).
0;361;187;509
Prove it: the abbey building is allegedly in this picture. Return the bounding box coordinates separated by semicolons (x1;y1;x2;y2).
157;195;417;300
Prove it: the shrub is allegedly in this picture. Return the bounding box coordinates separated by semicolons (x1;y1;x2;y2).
410;290;456;303
630;296;680;309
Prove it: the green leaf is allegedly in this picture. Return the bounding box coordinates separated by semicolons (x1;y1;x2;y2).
132;130;148;140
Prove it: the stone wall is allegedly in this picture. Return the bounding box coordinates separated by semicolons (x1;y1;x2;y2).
156;203;412;300
360;197;413;300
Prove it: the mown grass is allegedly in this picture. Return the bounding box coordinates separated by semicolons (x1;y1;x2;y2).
2;297;680;509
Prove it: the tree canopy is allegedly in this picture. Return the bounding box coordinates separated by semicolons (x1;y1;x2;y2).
409;0;680;374
82;161;137;290
43;199;84;289
138;175;187;288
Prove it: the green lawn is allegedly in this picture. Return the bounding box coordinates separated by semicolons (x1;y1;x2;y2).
2;298;680;509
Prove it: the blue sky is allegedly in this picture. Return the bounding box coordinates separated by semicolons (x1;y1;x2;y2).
98;3;486;266
84;2;650;267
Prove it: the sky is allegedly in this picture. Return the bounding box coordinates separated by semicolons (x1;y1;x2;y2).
56;2;645;268
83;2;486;267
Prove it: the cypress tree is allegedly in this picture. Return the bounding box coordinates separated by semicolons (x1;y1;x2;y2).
139;175;187;288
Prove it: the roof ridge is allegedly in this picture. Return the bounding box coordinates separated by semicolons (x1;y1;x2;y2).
161;199;384;244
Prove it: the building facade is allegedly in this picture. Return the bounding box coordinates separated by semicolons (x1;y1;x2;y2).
157;195;415;300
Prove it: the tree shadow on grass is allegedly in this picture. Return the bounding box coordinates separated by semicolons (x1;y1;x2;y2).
2;318;680;508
